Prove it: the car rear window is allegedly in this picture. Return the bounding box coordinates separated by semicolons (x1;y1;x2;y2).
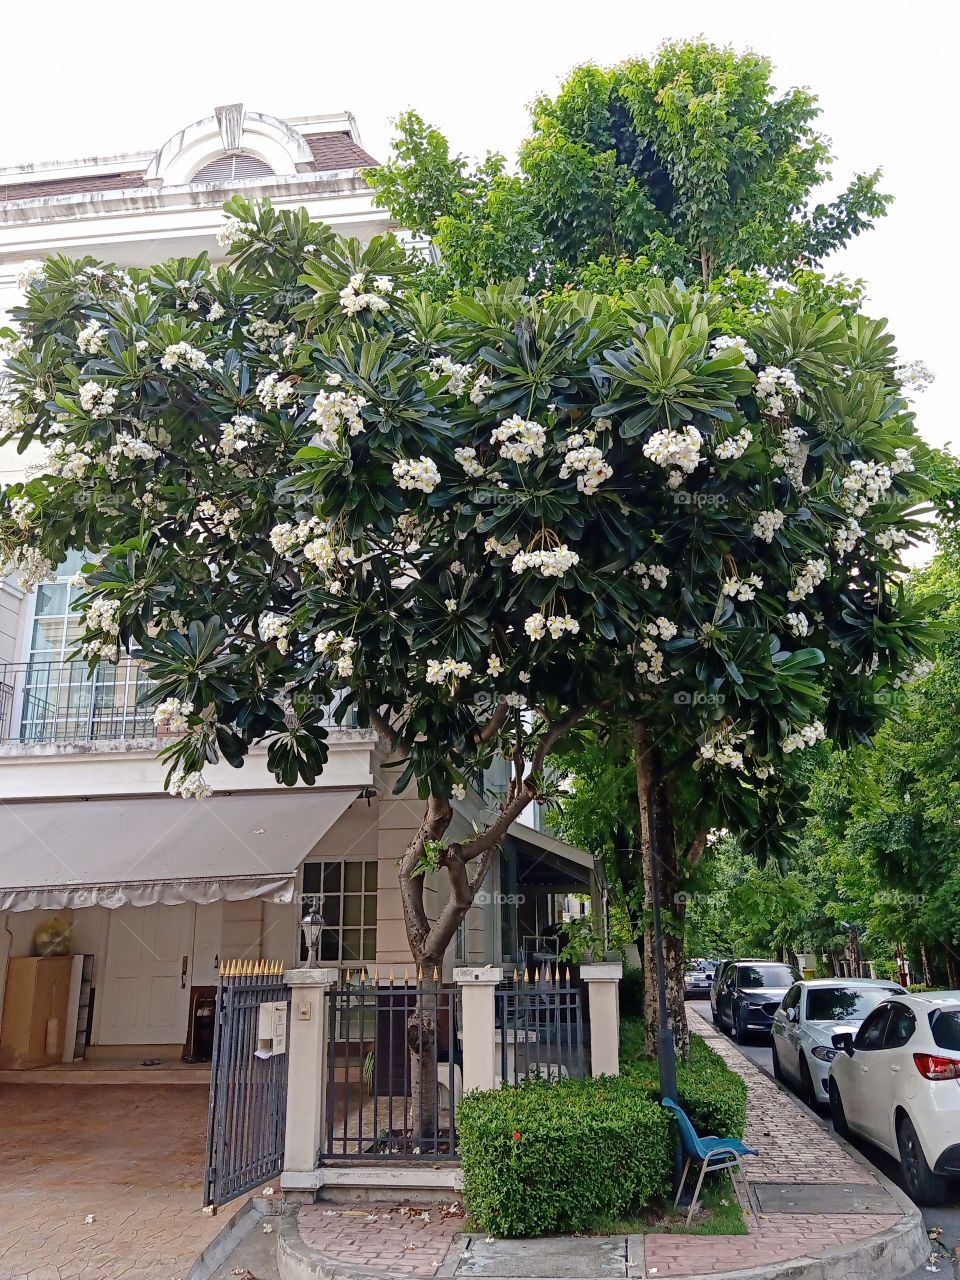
929;1007;960;1050
738;964;795;988
806;986;902;1022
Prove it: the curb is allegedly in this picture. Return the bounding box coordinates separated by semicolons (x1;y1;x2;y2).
277;1213;471;1280
187;1195;285;1280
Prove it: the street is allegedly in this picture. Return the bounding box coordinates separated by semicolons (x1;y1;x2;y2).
690;1001;960;1275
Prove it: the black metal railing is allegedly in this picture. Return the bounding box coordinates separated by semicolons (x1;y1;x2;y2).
0;658;155;744
204;961;290;1208
496;965;587;1085
322;971;460;1161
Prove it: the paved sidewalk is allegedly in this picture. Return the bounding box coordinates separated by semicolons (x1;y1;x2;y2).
282;1008;926;1280
0;1083;227;1280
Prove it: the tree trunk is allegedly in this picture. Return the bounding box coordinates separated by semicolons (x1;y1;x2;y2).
634;724;689;1060
848;926;862;979
921;942;932;988
407;969;441;1147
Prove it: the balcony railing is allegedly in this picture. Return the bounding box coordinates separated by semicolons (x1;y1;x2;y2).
0;659;358;746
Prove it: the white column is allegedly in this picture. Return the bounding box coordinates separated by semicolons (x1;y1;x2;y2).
582;962;624;1078
455;966;502;1093
282;967;338;1182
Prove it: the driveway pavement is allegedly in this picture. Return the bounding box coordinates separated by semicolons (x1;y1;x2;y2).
0;1083;223;1280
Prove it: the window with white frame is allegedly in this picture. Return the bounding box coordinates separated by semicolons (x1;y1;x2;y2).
300;860;378;965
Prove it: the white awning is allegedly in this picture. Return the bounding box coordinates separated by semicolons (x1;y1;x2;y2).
0;789;360;911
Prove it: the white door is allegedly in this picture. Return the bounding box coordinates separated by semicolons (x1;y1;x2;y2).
98;903;196;1045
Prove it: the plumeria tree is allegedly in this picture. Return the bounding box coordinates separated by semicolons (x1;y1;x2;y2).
0;199;942;1097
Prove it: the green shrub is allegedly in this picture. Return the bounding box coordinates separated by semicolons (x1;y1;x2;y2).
457;1076;672;1237
620;1016;747;1139
619;966;645;1018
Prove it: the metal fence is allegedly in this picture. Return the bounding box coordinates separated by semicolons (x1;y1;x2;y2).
0;658;154;744
495;965;587;1085
322;971;460;1161
204;960;290;1209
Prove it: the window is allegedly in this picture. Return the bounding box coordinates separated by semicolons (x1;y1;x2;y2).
929;1007;960;1050
782;984;802;1014
805;985;903;1023
853;1005;891;1050
300;860;377;965
736;964;796;989
883;1003;917;1049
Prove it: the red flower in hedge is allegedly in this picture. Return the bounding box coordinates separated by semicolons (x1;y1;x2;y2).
512;1131;522;1142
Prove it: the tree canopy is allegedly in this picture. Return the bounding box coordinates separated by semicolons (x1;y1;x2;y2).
0;197;942;986
367;39;892;293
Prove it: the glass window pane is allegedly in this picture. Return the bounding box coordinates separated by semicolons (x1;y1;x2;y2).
34;583;68;617
362;930;376;960
342;896;362;926
302;864;322;896
321;895;340;926
30;618;65;655
364;861;378;891
344;862;363;893
341;929;362;962
322;863;341;893
319;931;339;962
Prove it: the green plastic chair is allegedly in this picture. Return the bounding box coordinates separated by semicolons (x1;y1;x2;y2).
662;1097;758;1227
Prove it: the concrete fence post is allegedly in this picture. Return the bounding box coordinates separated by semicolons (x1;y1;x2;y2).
581;962;624;1077
281;967;338;1186
455;966;503;1093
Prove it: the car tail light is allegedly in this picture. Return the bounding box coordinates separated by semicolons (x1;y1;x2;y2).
913;1053;960;1080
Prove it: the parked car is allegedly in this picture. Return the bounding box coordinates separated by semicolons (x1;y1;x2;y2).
828;991;960;1205
710;958;733;1023
716;960;799;1041
772;978;906;1108
683;966;713;999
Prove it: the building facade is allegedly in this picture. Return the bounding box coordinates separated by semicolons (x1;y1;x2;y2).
0;106;595;1069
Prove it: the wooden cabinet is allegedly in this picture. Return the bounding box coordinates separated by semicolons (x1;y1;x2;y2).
0;955;75;1069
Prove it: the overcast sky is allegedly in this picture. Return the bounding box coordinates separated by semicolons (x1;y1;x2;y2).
2;0;955;452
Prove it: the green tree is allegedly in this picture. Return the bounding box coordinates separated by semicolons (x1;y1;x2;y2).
367;40;891;293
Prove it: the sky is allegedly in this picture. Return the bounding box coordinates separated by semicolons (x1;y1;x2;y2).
1;0;956;453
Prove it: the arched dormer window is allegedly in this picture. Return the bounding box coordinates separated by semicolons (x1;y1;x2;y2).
191;153;276;183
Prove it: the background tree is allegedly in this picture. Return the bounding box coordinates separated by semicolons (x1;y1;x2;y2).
367;39;891;294
0;200;940;1087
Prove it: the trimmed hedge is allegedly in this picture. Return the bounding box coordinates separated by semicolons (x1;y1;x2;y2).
457;1075;672;1237
620;1016;748;1140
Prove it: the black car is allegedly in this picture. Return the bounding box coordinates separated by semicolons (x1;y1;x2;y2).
710;958;733;1023
716;960;799;1041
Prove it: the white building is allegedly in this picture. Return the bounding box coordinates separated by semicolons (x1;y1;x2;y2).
0;107;594;1069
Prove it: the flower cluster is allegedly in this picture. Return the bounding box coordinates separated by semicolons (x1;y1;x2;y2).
714;427;752;461
835;518;864;558
755;366;801;416
109;432;159;463
256;372;299;412
484;535;522;558
559;444;612;495
454;446;485;478
784;611;810;638
79;382;118;418
315;630;357;677
875;526;909;551
722;573;763;602
270;516;324;556
840;459;894;517
81;597;121;661
9;495;34;529
642;425;703;484
631;562;670;590
338;271;392;316
511;545;580;577
46;439;93;480
77;319;107;355
16;261;45;290
170;771;213;799
700;725;749;770
249;317;285;349
709;334;758;365
196;499;241;539
160;342;207;372
895;360;934;395
216;217;253;249
154;698;193;733
425;657;472;688
645;616;678;641
524;613;580;640
310;389;368;448
782;719;826;754
218;415;263;457
428;356;471;395
258;612;291;655
787;558;828;602
751;509;785;543
392;456;441;494
770;424;807;487
491;414;546;463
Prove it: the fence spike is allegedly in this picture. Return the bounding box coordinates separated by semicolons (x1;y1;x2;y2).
404;966;410;985
535;966;541;984
546;962;553;985
432;966;440;982
513;968;520;984
359;968;366;986
564;965;571;985
374;967;380;986
345;968;353;985
417;965;424;982
389;968;395;987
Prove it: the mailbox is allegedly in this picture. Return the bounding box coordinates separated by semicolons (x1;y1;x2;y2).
255;1000;288;1058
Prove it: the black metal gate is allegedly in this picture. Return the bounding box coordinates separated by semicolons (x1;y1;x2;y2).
496;964;587;1085
203;960;290;1209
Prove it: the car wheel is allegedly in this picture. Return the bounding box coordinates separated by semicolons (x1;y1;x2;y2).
897;1114;949;1207
798;1055;815;1108
711;1006;719;1026
771;1040;784;1082
829;1080;850;1139
731;1006;747;1042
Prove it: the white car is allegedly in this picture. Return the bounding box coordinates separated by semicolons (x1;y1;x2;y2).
828;991;960;1205
771;978;905;1109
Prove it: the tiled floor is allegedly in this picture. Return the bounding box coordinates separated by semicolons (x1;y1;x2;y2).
0;1083;222;1280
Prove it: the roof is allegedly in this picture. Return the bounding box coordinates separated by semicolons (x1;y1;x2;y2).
304;132;377;172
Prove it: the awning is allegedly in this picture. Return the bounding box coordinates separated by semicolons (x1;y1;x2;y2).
507;821;595;890
0;789;359;911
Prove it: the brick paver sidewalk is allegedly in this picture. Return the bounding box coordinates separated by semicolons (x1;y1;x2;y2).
297;1203;465;1276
